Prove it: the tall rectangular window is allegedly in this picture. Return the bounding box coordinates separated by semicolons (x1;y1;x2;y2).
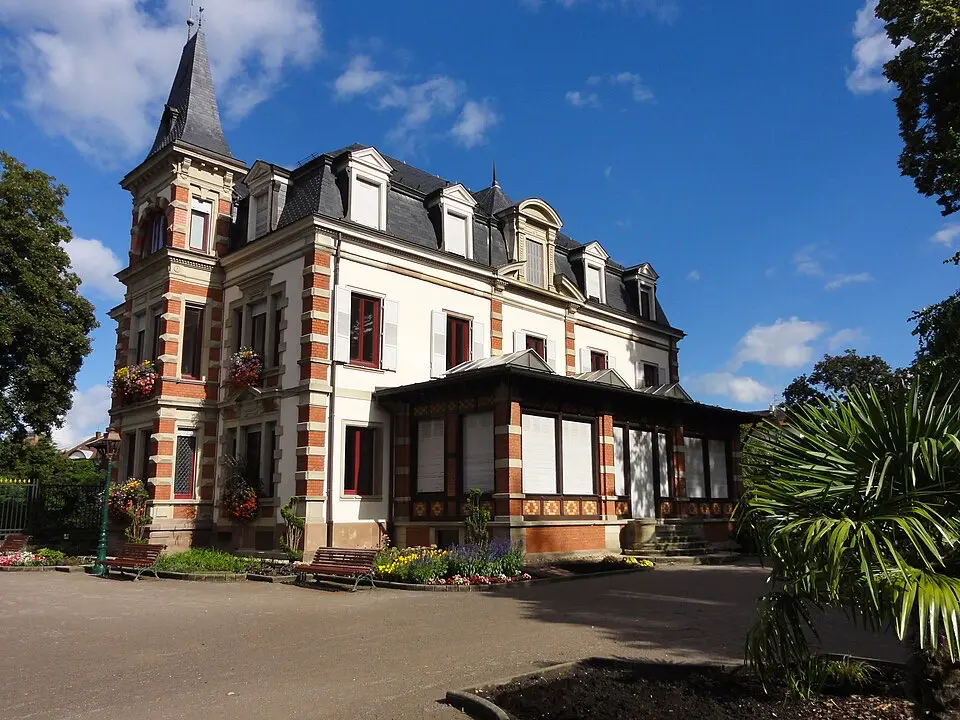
586;264;603;300
525;334;546;362
684;437;705;498
173;434;197;499
151;308;163;364
141;431;152;481
271;297;282;368
639;286;652;320
709;439;729;499
525;239;544;287
124;432;137;481
189;200;211;251
245;429;262;495
135;314;146;364
233;308;243;353
463;412;494;492
254;191;269;237
590;350;608;371
149;213;166;254
353;178;380;229
521;414;558;494
446;315;471;370
180;305;203;378
250;301;267;359
416;419;445;493
643;363;660;388
561;419;594;495
444;212;468;257
344;426;377;496
264;422;276;497
349;293;381;367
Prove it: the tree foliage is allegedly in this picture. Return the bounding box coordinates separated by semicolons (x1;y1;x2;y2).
911;289;960;388
877;1;960;221
736;380;960;715
0;435;101;484
0;152;97;438
782;349;900;407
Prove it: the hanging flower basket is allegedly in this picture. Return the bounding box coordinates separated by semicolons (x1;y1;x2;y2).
222;485;258;522
230;347;262;388
108;479;152;543
111;361;158;402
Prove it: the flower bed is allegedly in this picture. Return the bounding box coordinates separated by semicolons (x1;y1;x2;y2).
373;539;531;586
0;548;65;567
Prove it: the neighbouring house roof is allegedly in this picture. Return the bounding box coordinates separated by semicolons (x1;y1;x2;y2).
62;433;104;460
376;363;763;425
446;349;554;375
146;30;233;161
239;145;674;328
636;382;693;401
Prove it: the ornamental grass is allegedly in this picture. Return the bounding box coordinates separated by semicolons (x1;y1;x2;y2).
153;548;257;574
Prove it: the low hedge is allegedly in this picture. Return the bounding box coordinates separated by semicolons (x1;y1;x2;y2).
153;548;257;574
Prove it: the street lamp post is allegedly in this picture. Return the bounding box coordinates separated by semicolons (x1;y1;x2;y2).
89;428;121;577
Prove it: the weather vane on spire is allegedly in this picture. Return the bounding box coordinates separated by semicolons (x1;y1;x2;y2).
186;0;195;39
198;6;204;29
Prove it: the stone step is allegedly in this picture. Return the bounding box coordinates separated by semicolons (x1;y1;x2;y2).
651;543;708;553
625;552;743;566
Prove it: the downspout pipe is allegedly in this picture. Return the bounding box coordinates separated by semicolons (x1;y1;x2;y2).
325;231;343;547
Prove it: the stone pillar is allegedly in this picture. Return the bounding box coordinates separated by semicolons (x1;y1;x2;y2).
296;245;332;553
493;398;522;519
490;299;503;356
597;414;617;519
671;425;686;500
564;320;576;376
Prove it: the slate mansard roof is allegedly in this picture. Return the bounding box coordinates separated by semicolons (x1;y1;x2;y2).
235;144;673;328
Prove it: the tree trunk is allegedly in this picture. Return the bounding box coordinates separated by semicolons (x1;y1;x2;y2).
908;628;960;718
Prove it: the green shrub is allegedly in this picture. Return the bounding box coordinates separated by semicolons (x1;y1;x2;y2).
373;546;448;583
154;548;257;573
35;548;65;565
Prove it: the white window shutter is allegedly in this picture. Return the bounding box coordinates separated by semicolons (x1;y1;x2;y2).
634;361;643;388
382;298;399;371
513;330;524;353
333;286;352;363
608;355;617;371
430;310;447;378
546;339;557;371
472;320;486;360
578;347;590;374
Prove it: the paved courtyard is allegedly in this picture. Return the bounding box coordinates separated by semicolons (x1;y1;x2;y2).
0;566;902;719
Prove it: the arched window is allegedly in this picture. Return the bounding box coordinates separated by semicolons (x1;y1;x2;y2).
143;212;166;257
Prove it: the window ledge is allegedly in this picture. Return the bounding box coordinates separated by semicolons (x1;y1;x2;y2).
344;363;386;374
178;377;206;385
340;494;384;501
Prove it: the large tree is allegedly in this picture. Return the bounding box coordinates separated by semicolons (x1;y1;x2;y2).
0;152;97;438
911;289;960;387
782;349;900;407
877;1;960;224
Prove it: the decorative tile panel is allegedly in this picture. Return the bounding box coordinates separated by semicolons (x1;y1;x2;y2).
543;500;561;516
660;501;673;517
430;501;444;517
581;500;598;516
413;502;427;518
615;500;629;517
522;499;541;516
563;500;580;516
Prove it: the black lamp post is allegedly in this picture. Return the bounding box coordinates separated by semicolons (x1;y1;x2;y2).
89;428;121;577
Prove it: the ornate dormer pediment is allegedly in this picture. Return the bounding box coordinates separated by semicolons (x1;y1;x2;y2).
342;146;393;176
495;261;525;280
554;273;586;303
244;160;274;190
580;241;608;261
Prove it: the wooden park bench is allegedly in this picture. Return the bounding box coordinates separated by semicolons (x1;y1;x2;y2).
103;543;166;580
0;533;30;554
295;547;379;591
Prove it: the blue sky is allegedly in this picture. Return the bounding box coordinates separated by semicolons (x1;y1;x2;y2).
1;0;957;445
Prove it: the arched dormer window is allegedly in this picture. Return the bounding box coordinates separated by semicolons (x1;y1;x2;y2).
143;211;167;257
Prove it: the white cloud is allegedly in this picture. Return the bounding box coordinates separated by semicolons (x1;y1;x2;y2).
0;0;321;159
733;317;827;369
932;224;960;247
846;0;898;94
825;272;872;290
611;71;654;102
565;90;600;108
334;55;388;99
334;54;494;150
62;237;124;302
604;165;612;179
523;0;679;23
452;100;499;148
687;269;700;281
793;244;824;276
51;384;111;449
828;328;866;352
696;373;774;405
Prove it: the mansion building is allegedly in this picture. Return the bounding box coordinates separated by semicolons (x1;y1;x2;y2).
110;28;755;556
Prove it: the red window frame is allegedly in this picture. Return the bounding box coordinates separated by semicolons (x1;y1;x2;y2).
344;426;376;496
349;294;382;368
590;350;608;371
525;334;546;361
446;315;471;370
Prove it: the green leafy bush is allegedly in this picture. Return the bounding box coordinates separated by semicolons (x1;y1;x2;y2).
35;548;65;564
153;548;257;574
373;546;448;583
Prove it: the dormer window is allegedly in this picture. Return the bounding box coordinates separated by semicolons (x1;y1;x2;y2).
623;263;659;323
585;263;604;302
146;212;166;256
253;190;269;237
525;238;545;286
190;199;211;252
244;160;291;243
429;184;476;259
340;147;392;232
639;284;653;320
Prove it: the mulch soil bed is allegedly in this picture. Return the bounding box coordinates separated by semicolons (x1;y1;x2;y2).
481;658;914;720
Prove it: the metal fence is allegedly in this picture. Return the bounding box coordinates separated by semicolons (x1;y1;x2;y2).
0;478;103;554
